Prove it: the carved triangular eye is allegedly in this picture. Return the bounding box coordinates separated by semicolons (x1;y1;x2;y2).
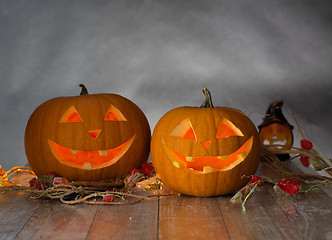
59;105;83;123
216;119;244;139
104;105;127;121
169;118;197;141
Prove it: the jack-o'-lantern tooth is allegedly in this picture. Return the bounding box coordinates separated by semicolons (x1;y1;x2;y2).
99;150;107;156
83;163;92;170
218;155;229;159
71;149;77;154
237;152;246;160
172;161;180;168
203;166;214;173
186;156;194;162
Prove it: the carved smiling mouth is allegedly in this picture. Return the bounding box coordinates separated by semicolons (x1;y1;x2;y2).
162;136;253;173
48;136;135;170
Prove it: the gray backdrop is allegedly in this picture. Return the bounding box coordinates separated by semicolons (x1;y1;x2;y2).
1;0;331;170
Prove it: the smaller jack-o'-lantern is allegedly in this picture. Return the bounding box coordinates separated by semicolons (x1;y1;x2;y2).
151;88;260;197
25;84;151;181
258;100;293;161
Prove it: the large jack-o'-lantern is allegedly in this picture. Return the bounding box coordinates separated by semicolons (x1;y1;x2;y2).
25;84;151;181
151;88;260;197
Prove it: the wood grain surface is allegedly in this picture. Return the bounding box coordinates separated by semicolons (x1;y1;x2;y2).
1;161;331;240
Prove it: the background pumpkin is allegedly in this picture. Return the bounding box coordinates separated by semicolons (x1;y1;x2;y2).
151;88;260;197
258;100;294;161
25;85;151;181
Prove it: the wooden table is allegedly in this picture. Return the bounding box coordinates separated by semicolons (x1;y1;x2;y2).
1;161;332;240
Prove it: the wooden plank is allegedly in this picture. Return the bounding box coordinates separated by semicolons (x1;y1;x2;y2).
218;190;301;240
0;192;40;240
158;195;229;240
15;200;98;240
264;161;332;240
275;191;332;240
0;170;41;240
1;161;331;240
220;160;332;240
87;199;158;240
86;177;159;240
322;187;332;198
217;161;301;240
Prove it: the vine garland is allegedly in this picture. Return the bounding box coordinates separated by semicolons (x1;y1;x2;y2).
0;163;172;205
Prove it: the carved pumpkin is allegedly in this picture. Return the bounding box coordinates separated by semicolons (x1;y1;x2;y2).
258;100;293;161
25;84;151;181
151;88;260;197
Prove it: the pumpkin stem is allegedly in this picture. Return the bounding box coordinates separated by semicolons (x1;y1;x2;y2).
200;88;214;108
79;84;89;95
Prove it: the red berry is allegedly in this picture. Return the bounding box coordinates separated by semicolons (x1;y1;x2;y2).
277;178;301;195
53;177;69;186
141;162;153;176
29;178;37;187
34;181;42;190
129;168;141;176
29;178;42;189
249;175;262;187
103;195;114;202
300;139;313;150
103;191;114;202
125;169;143;188
300;156;310;167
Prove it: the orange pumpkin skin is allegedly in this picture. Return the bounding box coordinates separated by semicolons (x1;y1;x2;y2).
151;105;260;197
25;93;151;181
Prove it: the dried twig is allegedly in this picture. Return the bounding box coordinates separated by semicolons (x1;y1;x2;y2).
261;145;332;183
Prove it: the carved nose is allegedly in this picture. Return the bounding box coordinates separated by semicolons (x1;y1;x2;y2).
88;129;101;139
201;141;211;150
